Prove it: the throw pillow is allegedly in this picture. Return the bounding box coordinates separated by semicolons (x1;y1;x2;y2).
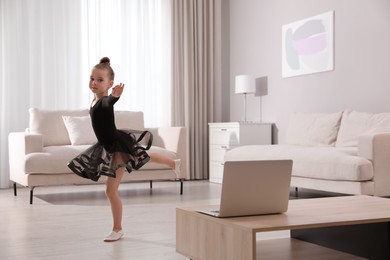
286;111;343;146
62;116;97;145
115;111;145;130
336;110;390;147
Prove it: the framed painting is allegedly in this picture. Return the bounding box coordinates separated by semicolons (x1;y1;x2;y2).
282;11;334;78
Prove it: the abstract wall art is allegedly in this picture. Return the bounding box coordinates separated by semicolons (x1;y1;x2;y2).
282;11;334;78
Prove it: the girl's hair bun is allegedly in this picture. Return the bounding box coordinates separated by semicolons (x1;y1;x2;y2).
100;57;110;65
94;57;114;80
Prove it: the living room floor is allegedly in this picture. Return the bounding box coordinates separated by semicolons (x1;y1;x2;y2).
0;180;347;260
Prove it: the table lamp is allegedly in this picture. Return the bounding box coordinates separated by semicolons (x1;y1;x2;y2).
235;75;255;122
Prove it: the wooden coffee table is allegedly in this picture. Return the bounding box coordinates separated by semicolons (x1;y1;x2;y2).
176;195;390;259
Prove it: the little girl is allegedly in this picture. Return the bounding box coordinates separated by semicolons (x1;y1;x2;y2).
68;57;180;242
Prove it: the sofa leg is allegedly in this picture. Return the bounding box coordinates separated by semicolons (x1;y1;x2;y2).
13;183;17;196
150;180;153;189
30;187;35;205
180;179;183;195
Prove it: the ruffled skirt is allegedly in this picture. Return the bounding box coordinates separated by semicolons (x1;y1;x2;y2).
67;129;152;181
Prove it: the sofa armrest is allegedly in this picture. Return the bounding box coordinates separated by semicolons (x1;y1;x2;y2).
359;132;390;196
147;127;188;179
9;132;44;154
8;132;44;185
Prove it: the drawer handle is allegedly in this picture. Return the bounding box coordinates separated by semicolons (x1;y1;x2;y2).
220;128;228;131
221;145;228;149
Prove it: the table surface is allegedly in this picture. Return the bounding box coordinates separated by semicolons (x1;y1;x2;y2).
178;195;390;232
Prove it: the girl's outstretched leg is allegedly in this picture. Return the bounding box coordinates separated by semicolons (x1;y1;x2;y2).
148;152;181;178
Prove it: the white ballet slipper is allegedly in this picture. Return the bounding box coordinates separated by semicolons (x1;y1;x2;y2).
103;230;124;242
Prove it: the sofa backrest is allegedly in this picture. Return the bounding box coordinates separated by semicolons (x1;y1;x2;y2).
29;108;145;146
285;109;390;148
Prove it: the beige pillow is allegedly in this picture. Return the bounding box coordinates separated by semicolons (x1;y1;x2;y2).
62;116;97;145
286;112;342;146
336;110;390;147
29;108;89;146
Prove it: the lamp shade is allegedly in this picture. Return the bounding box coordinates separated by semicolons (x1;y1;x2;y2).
235;75;255;94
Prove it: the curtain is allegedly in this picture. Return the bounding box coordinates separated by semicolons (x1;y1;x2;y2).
0;0;172;188
0;0;83;189
81;0;172;127
172;0;215;179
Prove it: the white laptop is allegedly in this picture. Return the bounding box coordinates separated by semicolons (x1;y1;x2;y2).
198;160;293;218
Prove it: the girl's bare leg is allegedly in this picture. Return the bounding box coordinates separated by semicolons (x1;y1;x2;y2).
148;152;181;178
149;152;175;168
105;166;125;232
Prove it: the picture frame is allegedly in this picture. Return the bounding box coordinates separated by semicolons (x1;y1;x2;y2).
282;11;334;78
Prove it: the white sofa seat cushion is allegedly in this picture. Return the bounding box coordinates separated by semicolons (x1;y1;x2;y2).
25;145;90;174
224;145;373;181
25;145;178;174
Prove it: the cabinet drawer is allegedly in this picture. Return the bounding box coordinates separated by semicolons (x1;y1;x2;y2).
209;161;224;183
209;127;239;145
209;144;236;162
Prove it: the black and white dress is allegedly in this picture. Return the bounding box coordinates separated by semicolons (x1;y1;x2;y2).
68;95;152;181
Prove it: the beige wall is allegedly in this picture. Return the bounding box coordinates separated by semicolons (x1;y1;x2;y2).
220;0;390;143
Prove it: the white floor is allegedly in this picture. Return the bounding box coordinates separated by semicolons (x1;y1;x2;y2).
0;180;336;260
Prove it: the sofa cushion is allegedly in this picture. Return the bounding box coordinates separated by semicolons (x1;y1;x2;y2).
336;110;390;147
29;108;89;146
286;112;342;146
224;145;373;181
62;116;97;145
24;145;177;174
114;111;145;130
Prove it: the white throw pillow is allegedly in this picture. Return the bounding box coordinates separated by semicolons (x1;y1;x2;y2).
62;116;97;145
336;110;390;147
286;112;342;146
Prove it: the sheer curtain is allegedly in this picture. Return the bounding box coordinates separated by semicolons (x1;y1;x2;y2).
0;0;172;188
81;0;172;127
0;0;84;189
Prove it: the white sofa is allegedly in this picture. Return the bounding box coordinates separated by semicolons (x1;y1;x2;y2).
9;108;187;204
224;110;390;196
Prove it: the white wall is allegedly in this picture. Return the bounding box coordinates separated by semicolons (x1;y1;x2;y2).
223;0;390;143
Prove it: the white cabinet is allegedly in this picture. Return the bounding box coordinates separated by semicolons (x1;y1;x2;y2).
208;122;272;183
